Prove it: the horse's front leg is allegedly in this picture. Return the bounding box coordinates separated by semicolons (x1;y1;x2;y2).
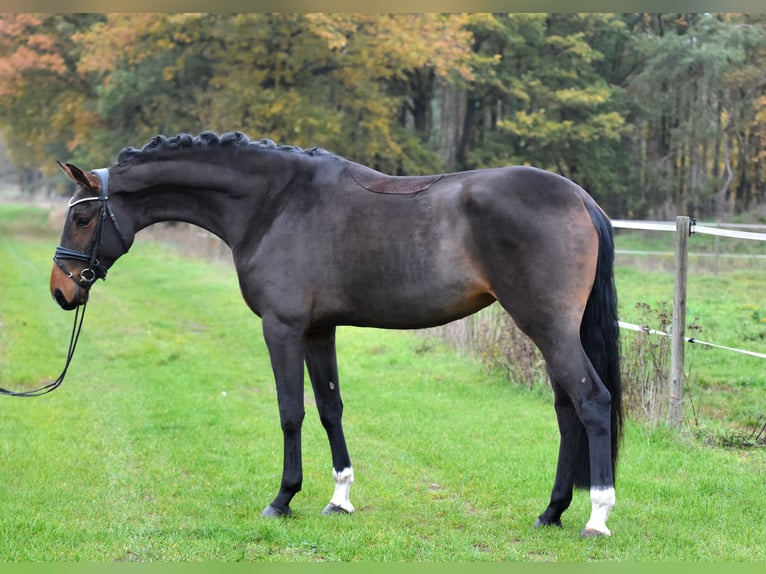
260;315;307;517
304;326;355;515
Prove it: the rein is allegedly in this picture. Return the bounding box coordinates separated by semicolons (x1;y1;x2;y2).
1;168;124;398
0;302;87;397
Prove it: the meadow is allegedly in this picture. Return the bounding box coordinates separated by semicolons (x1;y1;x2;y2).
0;204;764;562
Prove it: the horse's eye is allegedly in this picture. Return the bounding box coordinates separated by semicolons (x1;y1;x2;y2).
75;216;91;228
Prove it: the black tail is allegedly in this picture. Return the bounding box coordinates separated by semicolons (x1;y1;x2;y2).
572;200;623;489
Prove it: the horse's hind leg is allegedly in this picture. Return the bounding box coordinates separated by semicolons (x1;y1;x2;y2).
305;326;355;515
488;258;615;534
531;331;615;537
534;382;584;528
478;190;616;536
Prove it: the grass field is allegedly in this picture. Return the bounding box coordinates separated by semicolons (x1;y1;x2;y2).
1;204;764;562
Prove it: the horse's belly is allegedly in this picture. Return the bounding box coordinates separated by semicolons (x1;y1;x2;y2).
330;271;496;330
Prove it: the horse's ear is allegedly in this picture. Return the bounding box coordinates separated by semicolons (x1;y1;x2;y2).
57;161;101;191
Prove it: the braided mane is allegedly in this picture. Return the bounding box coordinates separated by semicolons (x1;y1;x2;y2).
116;131;334;164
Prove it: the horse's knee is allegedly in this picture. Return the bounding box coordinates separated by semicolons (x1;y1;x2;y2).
280;409;305;434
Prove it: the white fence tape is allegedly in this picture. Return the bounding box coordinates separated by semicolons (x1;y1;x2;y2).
618;321;766;360
611;219;766;241
693;224;766;242
615;249;766;260
612;218;765;361
611;220;675;232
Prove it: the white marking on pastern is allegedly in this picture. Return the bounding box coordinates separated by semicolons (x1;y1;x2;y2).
328;466;355;513
584;486;615;536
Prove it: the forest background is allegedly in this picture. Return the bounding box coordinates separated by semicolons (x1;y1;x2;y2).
2;12;766;220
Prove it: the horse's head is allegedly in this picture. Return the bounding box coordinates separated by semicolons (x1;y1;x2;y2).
50;162;133;310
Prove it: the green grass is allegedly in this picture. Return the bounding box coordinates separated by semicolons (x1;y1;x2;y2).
0;205;765;561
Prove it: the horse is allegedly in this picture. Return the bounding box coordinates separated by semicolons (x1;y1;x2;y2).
49;130;622;538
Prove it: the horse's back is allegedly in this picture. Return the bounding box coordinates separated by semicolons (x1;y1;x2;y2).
341;161;444;195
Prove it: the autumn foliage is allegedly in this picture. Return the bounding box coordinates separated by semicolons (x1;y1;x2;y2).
2;13;766;219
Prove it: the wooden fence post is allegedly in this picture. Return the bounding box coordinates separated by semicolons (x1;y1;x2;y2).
669;216;690;425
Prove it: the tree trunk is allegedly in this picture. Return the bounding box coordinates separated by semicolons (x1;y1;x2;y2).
436;81;467;171
409;68;435;137
457;94;478;169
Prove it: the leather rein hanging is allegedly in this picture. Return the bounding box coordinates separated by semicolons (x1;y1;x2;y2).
1;168;126;397
0;303;87;397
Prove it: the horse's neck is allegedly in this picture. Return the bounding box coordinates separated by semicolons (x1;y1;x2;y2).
114;154;297;245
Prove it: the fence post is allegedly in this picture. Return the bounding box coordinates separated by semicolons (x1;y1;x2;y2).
669;216;690;425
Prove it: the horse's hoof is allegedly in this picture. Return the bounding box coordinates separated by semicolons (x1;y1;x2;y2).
321;503;352;516
533;518;562;529
580;527;610;538
261;504;292;518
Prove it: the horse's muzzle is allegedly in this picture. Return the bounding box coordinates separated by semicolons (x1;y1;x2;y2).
52;287;84;311
50;264;88;310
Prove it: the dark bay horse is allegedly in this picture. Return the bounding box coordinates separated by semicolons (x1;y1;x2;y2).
50;131;622;537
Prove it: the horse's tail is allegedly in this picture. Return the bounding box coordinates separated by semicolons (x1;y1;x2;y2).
573;198;623;489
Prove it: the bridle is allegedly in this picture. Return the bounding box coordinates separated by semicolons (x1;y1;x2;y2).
53;168;130;289
0;168;128;397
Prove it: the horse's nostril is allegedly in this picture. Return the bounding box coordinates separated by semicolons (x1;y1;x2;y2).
53;288;78;311
53;288;67;307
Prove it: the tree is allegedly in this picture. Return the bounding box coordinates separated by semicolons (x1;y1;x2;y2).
626;13;766;217
3;12;766;217
202;13;475;174
72;13;219;166
68;14;478;175
454;14;630;212
0;14;103;192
